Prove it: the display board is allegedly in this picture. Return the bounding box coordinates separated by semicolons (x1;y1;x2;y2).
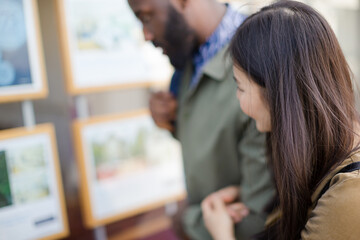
0;0;48;103
73;109;186;227
0;124;68;240
56;0;173;94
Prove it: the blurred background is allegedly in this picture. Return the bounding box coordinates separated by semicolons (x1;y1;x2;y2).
0;0;359;239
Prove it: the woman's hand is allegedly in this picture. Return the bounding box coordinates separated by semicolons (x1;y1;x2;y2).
210;185;240;203
203;186;249;223
226;202;250;223
202;196;236;240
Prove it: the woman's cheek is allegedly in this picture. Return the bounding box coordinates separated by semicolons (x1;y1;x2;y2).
239;98;251;118
236;89;241;100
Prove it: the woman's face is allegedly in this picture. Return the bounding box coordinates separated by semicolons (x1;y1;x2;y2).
233;65;271;132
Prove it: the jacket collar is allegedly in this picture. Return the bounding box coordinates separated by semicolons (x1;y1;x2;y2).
201;44;233;81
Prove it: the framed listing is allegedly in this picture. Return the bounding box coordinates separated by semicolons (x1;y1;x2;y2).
0;0;48;103
0;124;68;240
56;0;173;94
73;109;186;227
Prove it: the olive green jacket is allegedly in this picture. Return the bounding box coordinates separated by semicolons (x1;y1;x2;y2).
174;46;275;239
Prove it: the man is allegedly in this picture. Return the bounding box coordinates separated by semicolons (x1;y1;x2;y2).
128;0;274;239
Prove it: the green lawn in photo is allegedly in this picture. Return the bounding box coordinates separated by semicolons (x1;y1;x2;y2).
0;151;13;208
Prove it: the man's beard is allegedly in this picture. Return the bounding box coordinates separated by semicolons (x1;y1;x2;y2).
159;4;198;70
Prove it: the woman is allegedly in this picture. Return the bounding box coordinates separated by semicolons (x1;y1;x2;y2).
201;1;360;239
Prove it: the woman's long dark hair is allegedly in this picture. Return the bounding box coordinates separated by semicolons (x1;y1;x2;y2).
230;1;360;239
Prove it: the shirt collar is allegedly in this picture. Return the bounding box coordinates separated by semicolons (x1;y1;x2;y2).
191;5;245;83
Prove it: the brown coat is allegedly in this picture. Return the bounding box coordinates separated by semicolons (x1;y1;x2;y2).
301;152;360;239
266;152;360;239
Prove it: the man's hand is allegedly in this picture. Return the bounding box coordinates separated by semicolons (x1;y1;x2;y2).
149;91;177;132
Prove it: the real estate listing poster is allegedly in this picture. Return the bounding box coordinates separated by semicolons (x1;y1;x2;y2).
0;124;68;240
57;0;173;94
73;110;185;227
0;0;47;103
